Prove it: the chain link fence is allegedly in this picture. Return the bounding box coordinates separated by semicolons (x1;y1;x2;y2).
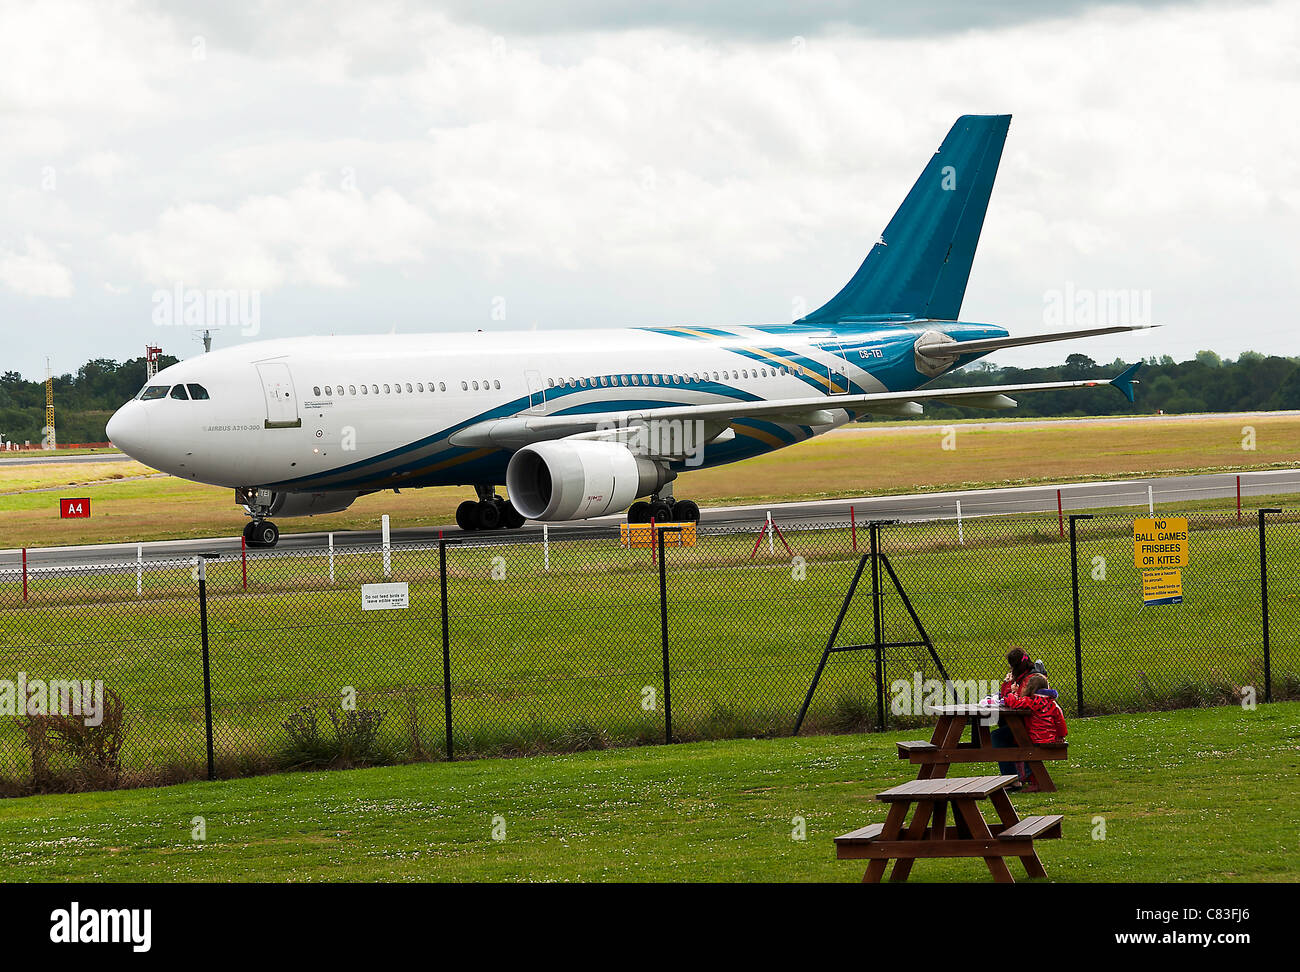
1;507;1297;795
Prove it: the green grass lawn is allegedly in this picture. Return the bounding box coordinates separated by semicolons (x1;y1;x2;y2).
0;703;1295;882
1;512;1297;790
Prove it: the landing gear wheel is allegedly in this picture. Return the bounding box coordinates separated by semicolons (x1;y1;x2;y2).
242;521;258;543
456;500;480;532
671;499;700;522
252;520;279;548
627;501;652;524
499;500;526;529
649;500;673;522
476;500;502;531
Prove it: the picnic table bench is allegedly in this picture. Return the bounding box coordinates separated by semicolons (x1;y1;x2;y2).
896;703;1068;792
835;775;1062;883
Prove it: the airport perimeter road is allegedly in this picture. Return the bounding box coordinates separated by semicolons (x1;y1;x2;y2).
0;452;124;467
3;467;1297;572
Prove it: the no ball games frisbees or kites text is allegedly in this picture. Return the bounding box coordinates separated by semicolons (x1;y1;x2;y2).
1133;517;1188;568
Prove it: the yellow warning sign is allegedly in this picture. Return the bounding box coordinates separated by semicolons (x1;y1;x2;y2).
620;522;697;548
1142;569;1183;606
1133;517;1189;569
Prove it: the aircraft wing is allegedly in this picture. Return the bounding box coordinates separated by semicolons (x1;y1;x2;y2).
451;364;1142;451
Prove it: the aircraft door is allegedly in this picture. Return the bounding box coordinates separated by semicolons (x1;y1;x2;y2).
525;369;546;412
256;361;302;428
816;341;852;395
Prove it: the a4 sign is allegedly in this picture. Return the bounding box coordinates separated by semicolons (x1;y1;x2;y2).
59;497;91;518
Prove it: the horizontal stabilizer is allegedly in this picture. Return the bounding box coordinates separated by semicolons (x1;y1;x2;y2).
916;324;1158;360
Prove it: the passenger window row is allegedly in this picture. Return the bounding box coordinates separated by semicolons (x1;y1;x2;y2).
311;379;503;397
546;366;790;389
307;366;795;401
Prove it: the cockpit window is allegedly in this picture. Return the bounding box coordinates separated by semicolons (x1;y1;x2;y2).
187;384;210;400
139;385;170;400
169;384;190;400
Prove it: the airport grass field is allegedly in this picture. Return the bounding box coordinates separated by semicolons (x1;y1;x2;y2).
2;412;1298;547
0;703;1295;882
1;510;1297;791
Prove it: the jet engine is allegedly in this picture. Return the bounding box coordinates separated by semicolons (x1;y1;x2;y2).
506;441;675;521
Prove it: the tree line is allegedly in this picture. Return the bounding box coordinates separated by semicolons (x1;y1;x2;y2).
0;350;1296;445
909;351;1300;421
0;355;177;446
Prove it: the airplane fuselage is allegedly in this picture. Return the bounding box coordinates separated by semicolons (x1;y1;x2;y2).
107;320;1002;495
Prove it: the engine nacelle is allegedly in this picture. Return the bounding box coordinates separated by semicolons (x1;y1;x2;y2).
260;490;360;518
506;441;674;521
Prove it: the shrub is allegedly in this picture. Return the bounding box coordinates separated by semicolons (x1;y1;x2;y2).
279;704;387;768
20;688;126;791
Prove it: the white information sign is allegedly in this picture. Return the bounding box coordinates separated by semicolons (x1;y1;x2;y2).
361;582;409;611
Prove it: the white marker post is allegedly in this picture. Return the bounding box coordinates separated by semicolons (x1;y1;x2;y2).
328;532;335;584
1148;484;1154;514
136;543;143;596
543;523;550;571
956;499;964;546
381;515;391;578
767;511;775;554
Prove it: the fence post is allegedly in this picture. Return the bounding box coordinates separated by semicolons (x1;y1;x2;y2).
381;514;392;578
197;557;215;781
1259;508;1279;704
657;525;672;744
21;548;27;602
870;522;885;731
439;535;453;760
136;543;142;597
1069;514;1093;717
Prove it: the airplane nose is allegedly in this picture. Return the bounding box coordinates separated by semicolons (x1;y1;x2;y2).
106;402;149;459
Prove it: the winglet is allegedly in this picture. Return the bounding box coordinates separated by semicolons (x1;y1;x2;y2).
1110;362;1142;403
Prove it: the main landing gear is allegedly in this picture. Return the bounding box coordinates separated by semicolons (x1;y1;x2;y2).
243;519;280;548
456;486;527;532
626;495;700;524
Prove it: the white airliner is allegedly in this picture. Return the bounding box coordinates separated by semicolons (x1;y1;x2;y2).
107;115;1150;547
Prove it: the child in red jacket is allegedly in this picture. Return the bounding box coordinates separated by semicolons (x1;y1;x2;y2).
1003;674;1068;791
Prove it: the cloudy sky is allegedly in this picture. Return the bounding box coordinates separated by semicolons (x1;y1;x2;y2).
2;0;1297;381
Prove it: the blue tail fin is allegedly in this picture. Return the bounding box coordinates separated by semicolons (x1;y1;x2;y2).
798;114;1011;324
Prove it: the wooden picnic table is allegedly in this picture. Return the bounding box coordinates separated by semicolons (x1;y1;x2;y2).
896;703;1067;792
835;774;1062;883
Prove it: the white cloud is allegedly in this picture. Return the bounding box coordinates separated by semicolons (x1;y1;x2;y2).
0;238;74;298
0;0;1297;376
113;177;436;289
